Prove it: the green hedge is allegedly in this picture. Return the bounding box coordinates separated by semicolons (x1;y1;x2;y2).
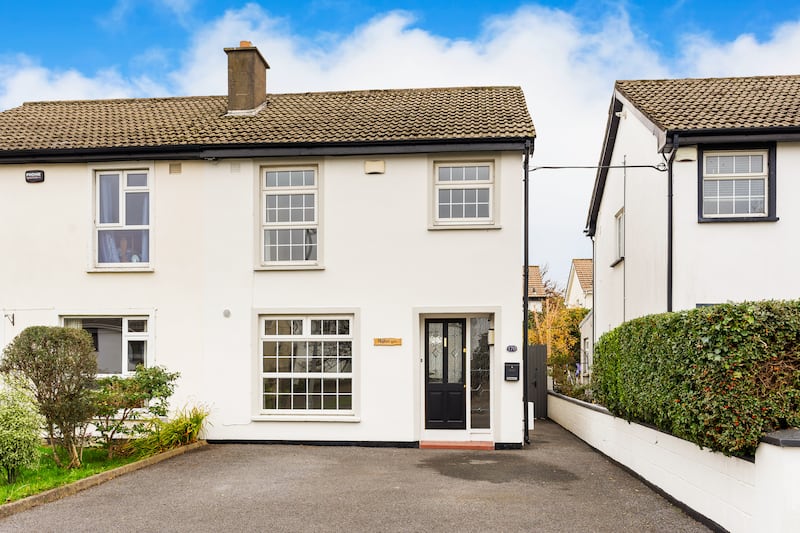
592;300;800;456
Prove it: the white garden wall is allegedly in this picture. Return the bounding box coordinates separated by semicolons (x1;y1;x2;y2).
548;393;800;533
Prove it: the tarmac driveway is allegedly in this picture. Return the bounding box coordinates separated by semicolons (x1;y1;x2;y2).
0;421;711;532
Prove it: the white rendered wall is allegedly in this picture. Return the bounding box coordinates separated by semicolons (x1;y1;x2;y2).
592;107;668;340
671;143;800;310
549;394;800;533
0;151;525;444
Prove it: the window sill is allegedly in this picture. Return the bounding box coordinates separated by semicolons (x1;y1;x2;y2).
610;257;624;268
698;216;779;223
428;224;501;231
87;267;154;273
252;414;360;423
254;264;325;272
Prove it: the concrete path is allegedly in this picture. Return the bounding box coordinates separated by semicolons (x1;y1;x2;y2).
0;421;711;532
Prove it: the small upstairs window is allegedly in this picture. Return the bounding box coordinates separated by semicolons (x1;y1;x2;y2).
261;168;318;266
434;162;494;226
96;170;150;266
702;151;767;218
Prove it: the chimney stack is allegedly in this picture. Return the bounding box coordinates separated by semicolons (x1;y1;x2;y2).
224;41;270;113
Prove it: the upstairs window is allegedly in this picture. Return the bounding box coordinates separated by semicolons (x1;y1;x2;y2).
614;209;624;263
261;168;318;265
434;163;494;226
96;170;150;265
702;151;767;218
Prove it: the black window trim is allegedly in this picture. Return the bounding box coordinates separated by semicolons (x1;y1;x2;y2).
697;142;778;223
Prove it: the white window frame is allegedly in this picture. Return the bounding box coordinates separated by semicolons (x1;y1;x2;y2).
62;315;152;376
259;314;354;415
433;162;495;227
260;167;320;267
702;150;768;219
93;167;152;269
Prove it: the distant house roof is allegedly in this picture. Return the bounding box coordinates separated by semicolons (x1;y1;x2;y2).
586;74;800;236
572;258;593;293
0;86;535;162
526;265;545;299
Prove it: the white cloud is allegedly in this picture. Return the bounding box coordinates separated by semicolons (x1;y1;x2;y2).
679;20;800;77
2;4;800;281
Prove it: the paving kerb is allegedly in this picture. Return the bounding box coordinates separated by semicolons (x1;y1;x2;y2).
0;422;712;532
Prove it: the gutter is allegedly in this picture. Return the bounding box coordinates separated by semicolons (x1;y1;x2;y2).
0;138;533;165
522;137;534;445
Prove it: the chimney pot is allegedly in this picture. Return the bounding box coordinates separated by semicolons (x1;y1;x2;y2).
240;40;253;47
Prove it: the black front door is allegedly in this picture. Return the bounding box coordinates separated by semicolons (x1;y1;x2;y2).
425;319;466;429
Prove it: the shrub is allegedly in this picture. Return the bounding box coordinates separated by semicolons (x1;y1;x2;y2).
1;326;97;468
0;380;44;483
127;406;209;456
593;300;800;456
93;365;180;458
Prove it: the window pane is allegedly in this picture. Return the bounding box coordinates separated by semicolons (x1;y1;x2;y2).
451;167;464;181
127;319;147;332
703;179;717;198
128;340;146;371
83;318;123;374
438;167;451;181
718;199;734;214
477;204;490;218
717;156;734;174
464;166;477;180
277;171;291;187
734;156;750;173
751;155;763;173
477;166;490;180
718;180;734;196
290;171;305;187
477;189;489;203
751;178;765;195
706;156;718;174
338;321;350;335
734;180;750;196
99;174;120;224
703;200;718;215
470;318;491;429
427;322;443;383
127;173;147;187
98;229;149;263
266;172;278;187
734;199;750;214
452;205;463;218
125;192;149;226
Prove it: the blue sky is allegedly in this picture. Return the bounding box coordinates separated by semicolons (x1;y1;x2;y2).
2;1;800;282
2;1;797;81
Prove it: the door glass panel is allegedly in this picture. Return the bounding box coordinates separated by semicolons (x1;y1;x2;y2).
427;322;443;383
470;318;491;429
447;322;463;383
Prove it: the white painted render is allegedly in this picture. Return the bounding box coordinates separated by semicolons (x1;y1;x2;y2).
594;108;800;341
670;143;800;310
549;394;800;533
0;151;526;444
592;107;668;339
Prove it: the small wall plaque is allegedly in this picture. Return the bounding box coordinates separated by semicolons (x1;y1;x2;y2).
506;345;518;352
25;170;45;183
373;337;402;346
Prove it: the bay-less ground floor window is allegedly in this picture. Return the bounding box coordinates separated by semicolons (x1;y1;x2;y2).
63;316;150;375
260;315;353;413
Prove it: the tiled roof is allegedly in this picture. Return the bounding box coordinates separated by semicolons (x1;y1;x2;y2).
0;86;535;153
572;259;592;292
615;75;800;132
526;265;545;298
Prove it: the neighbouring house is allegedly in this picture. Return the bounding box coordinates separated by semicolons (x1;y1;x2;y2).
0;42;536;447
564;258;593;380
564;258;592;309
586;74;800;341
526;265;546;312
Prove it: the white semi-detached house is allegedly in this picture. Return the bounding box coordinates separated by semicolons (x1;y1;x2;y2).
0;42;536;448
586;75;800;340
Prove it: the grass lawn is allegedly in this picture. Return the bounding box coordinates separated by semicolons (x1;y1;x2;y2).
1;446;145;504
